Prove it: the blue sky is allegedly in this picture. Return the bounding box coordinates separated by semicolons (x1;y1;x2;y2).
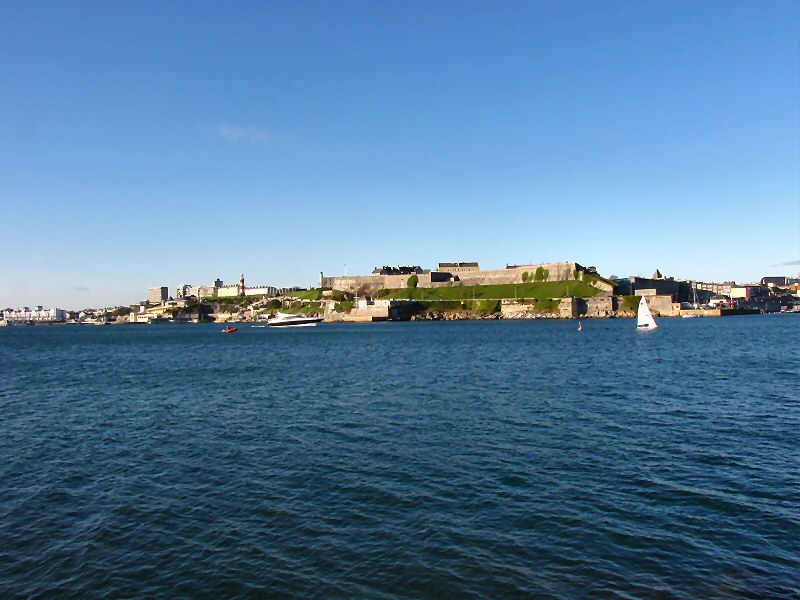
2;1;798;308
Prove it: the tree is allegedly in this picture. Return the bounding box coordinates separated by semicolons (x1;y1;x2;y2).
407;275;419;289
534;266;547;282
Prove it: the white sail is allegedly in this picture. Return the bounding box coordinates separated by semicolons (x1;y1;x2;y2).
637;296;658;330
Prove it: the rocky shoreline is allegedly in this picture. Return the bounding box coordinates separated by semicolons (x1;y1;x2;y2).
410;309;639;321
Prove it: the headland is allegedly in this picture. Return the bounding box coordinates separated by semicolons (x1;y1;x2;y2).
6;260;793;326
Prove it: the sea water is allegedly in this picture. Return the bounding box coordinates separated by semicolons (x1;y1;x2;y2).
1;316;798;597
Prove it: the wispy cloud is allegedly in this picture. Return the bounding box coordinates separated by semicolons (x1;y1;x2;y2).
771;260;800;267
217;124;275;144
73;286;89;292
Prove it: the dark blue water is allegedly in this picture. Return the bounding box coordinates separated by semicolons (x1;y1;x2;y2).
1;316;798;598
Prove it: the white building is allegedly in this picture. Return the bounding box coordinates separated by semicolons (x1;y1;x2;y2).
3;306;67;323
216;284;277;298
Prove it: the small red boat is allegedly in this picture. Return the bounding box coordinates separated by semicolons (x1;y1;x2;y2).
221;326;238;334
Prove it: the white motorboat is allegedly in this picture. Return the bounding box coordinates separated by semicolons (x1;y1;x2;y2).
267;312;323;328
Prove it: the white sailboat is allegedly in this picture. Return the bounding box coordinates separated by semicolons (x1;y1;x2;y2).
636;296;658;330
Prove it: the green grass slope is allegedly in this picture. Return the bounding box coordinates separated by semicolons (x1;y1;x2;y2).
377;280;601;301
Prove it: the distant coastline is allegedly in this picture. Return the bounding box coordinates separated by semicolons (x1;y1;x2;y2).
4;261;797;325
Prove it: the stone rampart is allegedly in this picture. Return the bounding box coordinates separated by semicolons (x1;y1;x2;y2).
383;274;413;289
322;261;615;293
325;272;450;292
578;296;615;316
444;262;574;286
216;286;240;298
349;304;390;321
324;298;398;322
646;295;680;317
559;297;578;318
324;275;385;293
500;300;558;318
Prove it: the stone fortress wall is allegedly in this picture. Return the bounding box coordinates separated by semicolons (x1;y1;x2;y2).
322;262;615;294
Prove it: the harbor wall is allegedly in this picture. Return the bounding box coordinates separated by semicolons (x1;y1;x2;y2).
579;296;615;316
500;295;679;319
646;295;680;317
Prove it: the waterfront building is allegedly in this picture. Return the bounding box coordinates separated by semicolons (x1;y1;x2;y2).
3;306;66;323
730;285;768;300
148;286;168;304
708;295;730;307
693;281;735;296
609;273;695;302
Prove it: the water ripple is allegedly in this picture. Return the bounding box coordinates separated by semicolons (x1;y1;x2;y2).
0;317;798;597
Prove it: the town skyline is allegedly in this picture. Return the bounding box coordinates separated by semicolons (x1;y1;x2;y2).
4;256;799;312
2;2;798;309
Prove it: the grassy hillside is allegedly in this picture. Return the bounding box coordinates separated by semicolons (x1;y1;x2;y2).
377;280;601;301
281;302;322;314
283;289;323;300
